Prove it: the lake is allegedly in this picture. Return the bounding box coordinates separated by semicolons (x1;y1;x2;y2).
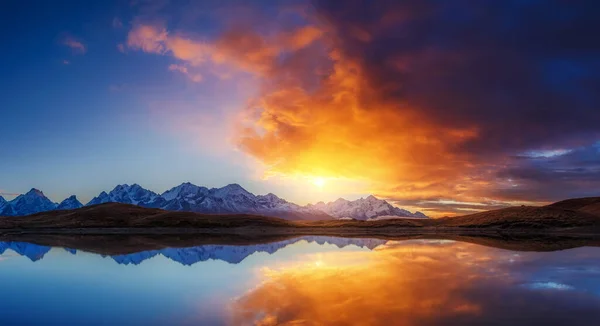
1;236;600;325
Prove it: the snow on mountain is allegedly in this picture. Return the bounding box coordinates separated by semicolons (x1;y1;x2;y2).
0;183;425;220
86;191;110;206
0;196;6;210
86;184;159;206
56;195;83;210
161;182;209;201
311;195;428;220
157;183;329;220
0;189;57;216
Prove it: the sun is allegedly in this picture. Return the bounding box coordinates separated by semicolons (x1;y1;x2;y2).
311;177;326;188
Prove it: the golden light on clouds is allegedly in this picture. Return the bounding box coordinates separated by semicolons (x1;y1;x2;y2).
124;1;600;214
124;13;486;214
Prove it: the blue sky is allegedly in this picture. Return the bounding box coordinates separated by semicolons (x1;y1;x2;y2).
1;0;599;215
0;0;348;204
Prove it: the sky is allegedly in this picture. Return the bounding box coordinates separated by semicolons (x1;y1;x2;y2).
1;0;599;216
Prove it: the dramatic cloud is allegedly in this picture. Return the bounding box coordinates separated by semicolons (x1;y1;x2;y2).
62;36;87;54
235;0;600;214
126;1;600;215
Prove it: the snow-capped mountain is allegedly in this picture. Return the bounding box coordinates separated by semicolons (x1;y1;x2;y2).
162;182;209;201
0;189;57;216
0;236;388;265
0;183;426;219
56;195;83;210
0;196;7;211
311;195;427;220
86;184;159;206
151;183;330;220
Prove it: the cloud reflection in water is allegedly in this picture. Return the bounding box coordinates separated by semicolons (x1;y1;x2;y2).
231;240;600;326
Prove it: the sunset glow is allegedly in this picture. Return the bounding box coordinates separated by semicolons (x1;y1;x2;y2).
311;177;326;189
3;1;600;325
1;0;599;217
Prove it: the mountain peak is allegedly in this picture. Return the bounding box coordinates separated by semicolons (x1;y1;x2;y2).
223;183;244;191
4;182;426;220
162;182;208;201
57;195;83;210
315;196;427;220
0;196;6;204
26;188;45;197
112;184;129;191
3;188;56;216
213;183;252;197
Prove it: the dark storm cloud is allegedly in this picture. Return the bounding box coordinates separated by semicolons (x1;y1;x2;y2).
304;0;600;210
493;144;600;202
312;0;600;153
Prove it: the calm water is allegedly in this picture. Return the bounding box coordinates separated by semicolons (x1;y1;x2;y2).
2;237;600;325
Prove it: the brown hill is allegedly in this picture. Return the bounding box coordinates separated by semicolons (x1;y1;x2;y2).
547;197;600;216
0;203;293;229
2;197;600;233
438;205;600;229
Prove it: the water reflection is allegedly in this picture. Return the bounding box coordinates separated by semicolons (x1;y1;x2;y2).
0;236;386;265
1;237;600;325
231;240;600;325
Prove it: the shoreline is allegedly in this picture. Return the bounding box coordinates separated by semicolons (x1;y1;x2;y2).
2;226;600;236
3;227;600;254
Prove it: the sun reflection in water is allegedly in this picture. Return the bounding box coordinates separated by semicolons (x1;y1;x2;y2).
230;240;600;326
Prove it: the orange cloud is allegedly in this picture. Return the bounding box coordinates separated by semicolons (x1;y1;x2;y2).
127;24;168;53
126;22;323;77
124;21;483;216
63;36;86;54
235;49;481;212
168;64;203;82
125;1;600;215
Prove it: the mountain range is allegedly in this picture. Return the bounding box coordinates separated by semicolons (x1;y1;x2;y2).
0;183;427;220
0;236;387;265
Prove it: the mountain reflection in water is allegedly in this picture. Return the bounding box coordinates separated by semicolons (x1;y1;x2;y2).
1;237;600;325
0;236;386;265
